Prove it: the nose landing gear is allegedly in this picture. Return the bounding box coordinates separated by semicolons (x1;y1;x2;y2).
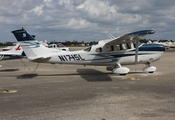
142;62;156;73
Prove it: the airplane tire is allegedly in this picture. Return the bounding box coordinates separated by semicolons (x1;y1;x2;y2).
119;74;126;76
148;71;154;73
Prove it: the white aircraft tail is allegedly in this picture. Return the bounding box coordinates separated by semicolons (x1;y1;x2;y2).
0;43;23;55
11;28;52;60
171;42;175;46
9;43;23;54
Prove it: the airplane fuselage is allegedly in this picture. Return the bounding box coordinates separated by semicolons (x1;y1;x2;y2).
34;44;165;66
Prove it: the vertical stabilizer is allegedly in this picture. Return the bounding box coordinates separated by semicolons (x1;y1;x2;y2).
9;43;23;55
11;28;52;60
171;42;175;46
0;43;23;55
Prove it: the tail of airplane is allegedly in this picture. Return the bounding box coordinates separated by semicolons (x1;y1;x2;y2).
10;42;27;58
0;43;23;55
171;42;175;46
11;28;52;60
0;42;25;60
169;41;175;48
9;43;23;54
10;42;23;55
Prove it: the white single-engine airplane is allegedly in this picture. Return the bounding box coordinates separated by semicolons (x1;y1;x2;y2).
11;28;165;75
0;43;25;60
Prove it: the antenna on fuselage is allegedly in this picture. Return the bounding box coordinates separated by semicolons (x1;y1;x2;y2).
107;33;116;40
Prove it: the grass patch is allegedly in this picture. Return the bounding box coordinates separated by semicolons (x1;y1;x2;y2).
0;46;6;48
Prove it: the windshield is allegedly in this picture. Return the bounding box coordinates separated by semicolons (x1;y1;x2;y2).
83;47;91;52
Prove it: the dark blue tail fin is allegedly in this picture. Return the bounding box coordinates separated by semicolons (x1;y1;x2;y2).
11;28;35;41
11;28;53;60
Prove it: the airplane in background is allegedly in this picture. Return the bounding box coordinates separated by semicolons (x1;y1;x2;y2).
160;42;175;49
1;45;14;51
0;43;25;60
11;28;165;75
0;35;37;60
150;40;175;49
0;40;69;61
48;43;69;51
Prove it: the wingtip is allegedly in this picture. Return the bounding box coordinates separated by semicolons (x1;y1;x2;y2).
128;30;155;35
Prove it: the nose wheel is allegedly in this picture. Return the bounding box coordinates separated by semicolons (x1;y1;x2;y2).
142;62;156;73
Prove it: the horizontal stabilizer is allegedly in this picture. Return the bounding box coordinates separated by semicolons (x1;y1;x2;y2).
29;56;51;61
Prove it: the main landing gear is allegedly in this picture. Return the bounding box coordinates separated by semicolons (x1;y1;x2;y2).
106;63;130;75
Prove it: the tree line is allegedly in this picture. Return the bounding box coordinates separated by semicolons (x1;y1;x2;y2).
0;39;174;46
140;39;174;43
50;40;98;46
0;42;15;46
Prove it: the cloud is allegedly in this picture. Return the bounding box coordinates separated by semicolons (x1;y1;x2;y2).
30;5;44;16
0;0;175;43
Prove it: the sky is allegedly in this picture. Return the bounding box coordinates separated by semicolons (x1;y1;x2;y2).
0;0;175;43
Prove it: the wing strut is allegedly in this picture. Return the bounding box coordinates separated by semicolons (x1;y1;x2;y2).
0;55;4;60
135;35;140;80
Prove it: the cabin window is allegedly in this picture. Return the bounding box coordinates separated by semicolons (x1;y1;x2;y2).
84;47;91;52
116;44;121;50
116;44;125;50
106;42;135;52
116;43;132;50
95;47;102;52
105;45;114;52
126;43;131;49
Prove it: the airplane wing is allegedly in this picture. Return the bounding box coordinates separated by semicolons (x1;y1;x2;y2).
105;30;155;46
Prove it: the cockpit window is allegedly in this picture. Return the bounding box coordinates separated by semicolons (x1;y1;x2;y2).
133;42;141;48
83;47;91;52
95;47;102;52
